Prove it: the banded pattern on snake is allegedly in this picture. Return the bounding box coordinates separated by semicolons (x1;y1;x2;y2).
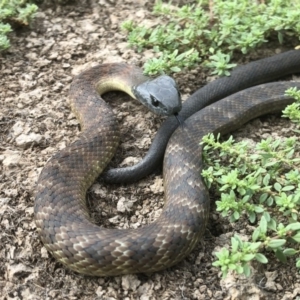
35;50;300;276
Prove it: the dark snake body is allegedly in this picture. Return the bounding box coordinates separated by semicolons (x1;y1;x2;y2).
103;50;300;183
35;50;300;276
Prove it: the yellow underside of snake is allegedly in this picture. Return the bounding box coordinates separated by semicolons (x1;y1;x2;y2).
34;60;300;276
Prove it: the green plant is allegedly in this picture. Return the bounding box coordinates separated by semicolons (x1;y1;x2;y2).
201;87;300;278
122;0;300;75
0;0;38;51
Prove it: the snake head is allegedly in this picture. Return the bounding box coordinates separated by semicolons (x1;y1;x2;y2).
132;75;182;116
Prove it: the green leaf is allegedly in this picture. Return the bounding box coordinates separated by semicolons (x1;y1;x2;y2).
255;253;268;264
243;264;251;277
231;237;239;252
266;196;274;206
233;235;243;245
254;206;264;213
278;31;283;44
249;211;256;223
291;232;300;243
283;248;297;256
291;213;298;221
274;183;282;192
265;161;278;168
170;66;181;72
233;210;240;220
236;265;244;274
263;174;270;186
252;227;260;242
267;218;277;231
286;223;300;231
275;249;287;263
263;212;271;222
212;260;222;267
259;193;268;203
282;185;295;191
268;239;286;249
249;242;262;251
242;254;255;262
259;216;268;234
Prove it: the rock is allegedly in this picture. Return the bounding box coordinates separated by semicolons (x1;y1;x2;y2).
15;133;42;148
1;150;21;167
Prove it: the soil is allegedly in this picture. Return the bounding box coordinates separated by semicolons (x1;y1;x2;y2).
1;1;300;299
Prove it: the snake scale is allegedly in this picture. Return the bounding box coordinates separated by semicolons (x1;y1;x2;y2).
35;50;300;276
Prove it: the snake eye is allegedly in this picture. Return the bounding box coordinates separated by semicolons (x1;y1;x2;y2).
150;95;160;107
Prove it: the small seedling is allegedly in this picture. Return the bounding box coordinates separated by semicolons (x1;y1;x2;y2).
122;0;300;75
0;0;38;51
201;88;300;278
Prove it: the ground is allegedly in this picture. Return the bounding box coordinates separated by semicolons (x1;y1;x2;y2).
1;0;300;299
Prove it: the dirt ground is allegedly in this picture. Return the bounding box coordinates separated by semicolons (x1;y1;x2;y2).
1;0;300;299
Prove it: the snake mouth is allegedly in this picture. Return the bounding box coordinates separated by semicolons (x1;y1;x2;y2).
164;103;182;116
174;113;183;126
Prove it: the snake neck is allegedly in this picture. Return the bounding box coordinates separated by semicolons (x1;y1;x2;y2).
96;79;136;99
69;63;149;130
94;63;149;99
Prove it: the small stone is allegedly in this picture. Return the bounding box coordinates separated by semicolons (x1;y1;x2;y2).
117;197;135;212
1;150;21;167
11;121;25;138
149;177;164;194
121;275;141;291
15;133;43;148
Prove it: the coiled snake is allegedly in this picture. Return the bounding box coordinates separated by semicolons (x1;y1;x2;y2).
35;50;300;276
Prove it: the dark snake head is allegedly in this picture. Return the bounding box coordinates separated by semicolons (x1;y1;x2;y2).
132;75;182;116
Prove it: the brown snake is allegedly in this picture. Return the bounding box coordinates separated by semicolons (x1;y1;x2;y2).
35;51;300;276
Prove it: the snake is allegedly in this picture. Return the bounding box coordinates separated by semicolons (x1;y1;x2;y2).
35;50;300;276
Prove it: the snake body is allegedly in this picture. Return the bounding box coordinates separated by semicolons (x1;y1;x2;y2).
103;50;300;184
35;51;300;276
